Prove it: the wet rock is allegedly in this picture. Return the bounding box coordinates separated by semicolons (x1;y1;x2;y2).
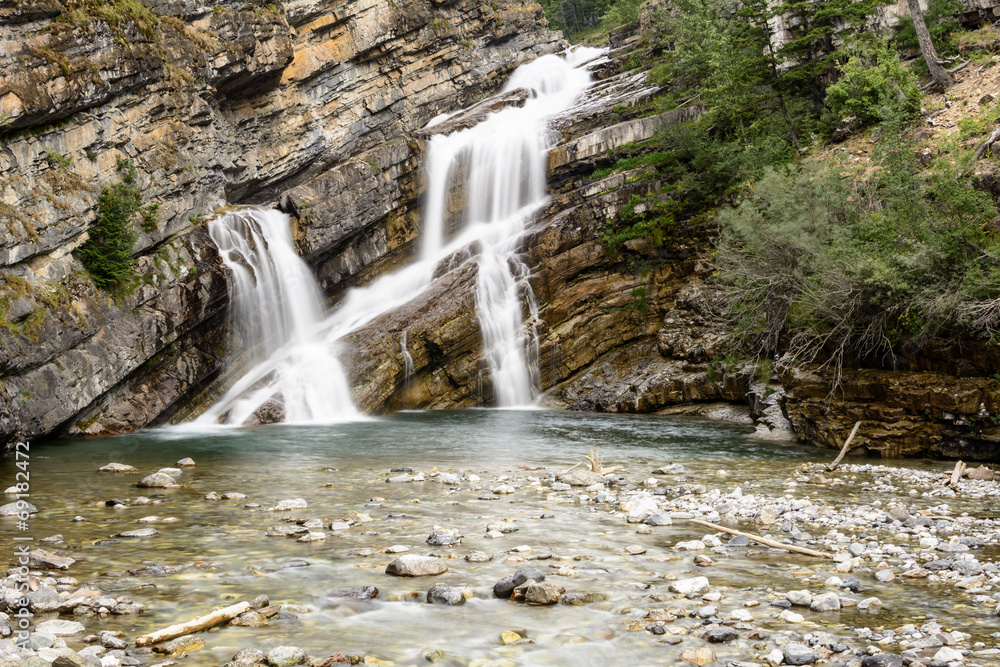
114;528;157;538
222;493;247;500
466;551;493;562
27;589;64;613
966;465;994;481
703;627;737;642
267;499;308;511
669;577;709;596
644;511;672;526
625;496;659;523
932;647;965;663
230;611;268;627
385;555;448;577
624;544;646;555
266;646;308;666
486;520;518;534
176;458;196;467
153;635;205;658
809;592;841;611
266;525;309;537
679;647;716;666
327;586;379;600
35;620;85;636
233;648;266;664
1;501;37;515
778;609;804;623
783;642;818;665
51;654;94;667
297;532;326;542
98;633;127;650
426;583;466;605
124;565;176;576
522;581;564;605
99;463;138;473
858;597;883;612
25;632;55;650
556;470;606;486
861;655;903;667
494;568;546;599
426;529;462;546
28;549;75;569
136;473;178;488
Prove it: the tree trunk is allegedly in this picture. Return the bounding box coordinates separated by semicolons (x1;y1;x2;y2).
906;0;954;88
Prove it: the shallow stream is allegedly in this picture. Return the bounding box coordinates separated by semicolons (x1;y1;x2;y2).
3;411;996;666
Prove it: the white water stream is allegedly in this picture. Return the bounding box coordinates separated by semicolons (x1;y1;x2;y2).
199;47;603;424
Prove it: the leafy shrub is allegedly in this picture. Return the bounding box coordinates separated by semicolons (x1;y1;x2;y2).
717;123;1000;377
824;39;921;128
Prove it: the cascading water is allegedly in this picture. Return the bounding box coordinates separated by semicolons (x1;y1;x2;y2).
196;47;603;424
420;48;599;406
197;209;361;425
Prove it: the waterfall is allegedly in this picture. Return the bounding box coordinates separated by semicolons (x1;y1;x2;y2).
420;49;599;406
195;47;603;425
196;209;361;425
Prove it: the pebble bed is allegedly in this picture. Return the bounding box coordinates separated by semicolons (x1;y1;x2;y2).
2;438;1000;667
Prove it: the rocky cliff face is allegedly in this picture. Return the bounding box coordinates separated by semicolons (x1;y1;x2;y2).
0;0;561;445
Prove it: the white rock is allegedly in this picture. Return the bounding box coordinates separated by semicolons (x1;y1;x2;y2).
625;495;659;523
932;647;965;663
98;463;138;473
385;545;409;553
729;608;754;622
675;540;706;551
157;467;182;476
298;532;326;542
669;576;710;595
267;498;307;511
34;620;85;636
786;590;812;606
778;609;804;623
767;648;785;666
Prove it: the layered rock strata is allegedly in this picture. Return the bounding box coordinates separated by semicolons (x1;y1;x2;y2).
0;0;562;445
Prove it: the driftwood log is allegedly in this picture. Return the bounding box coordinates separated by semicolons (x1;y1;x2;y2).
826;421;862;472
135;601;250;646
948;460;967;490
689;519;833;559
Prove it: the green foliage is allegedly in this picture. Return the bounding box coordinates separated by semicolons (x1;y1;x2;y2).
76;159;142;290
140;202;160;232
590;151;674;180
601;190;680;250
45;149;73;169
824;39;921;128
537;0;610;35
601;0;644;29
716;122;1000;375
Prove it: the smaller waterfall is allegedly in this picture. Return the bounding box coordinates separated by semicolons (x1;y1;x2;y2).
197;209;361;425
401;330;415;389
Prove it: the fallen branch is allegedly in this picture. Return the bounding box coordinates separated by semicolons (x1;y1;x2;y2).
948;460;966;490
135;601;250;646
559;461;583;476
826;421;862;472
974;128;1000;159
689;519;834;559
